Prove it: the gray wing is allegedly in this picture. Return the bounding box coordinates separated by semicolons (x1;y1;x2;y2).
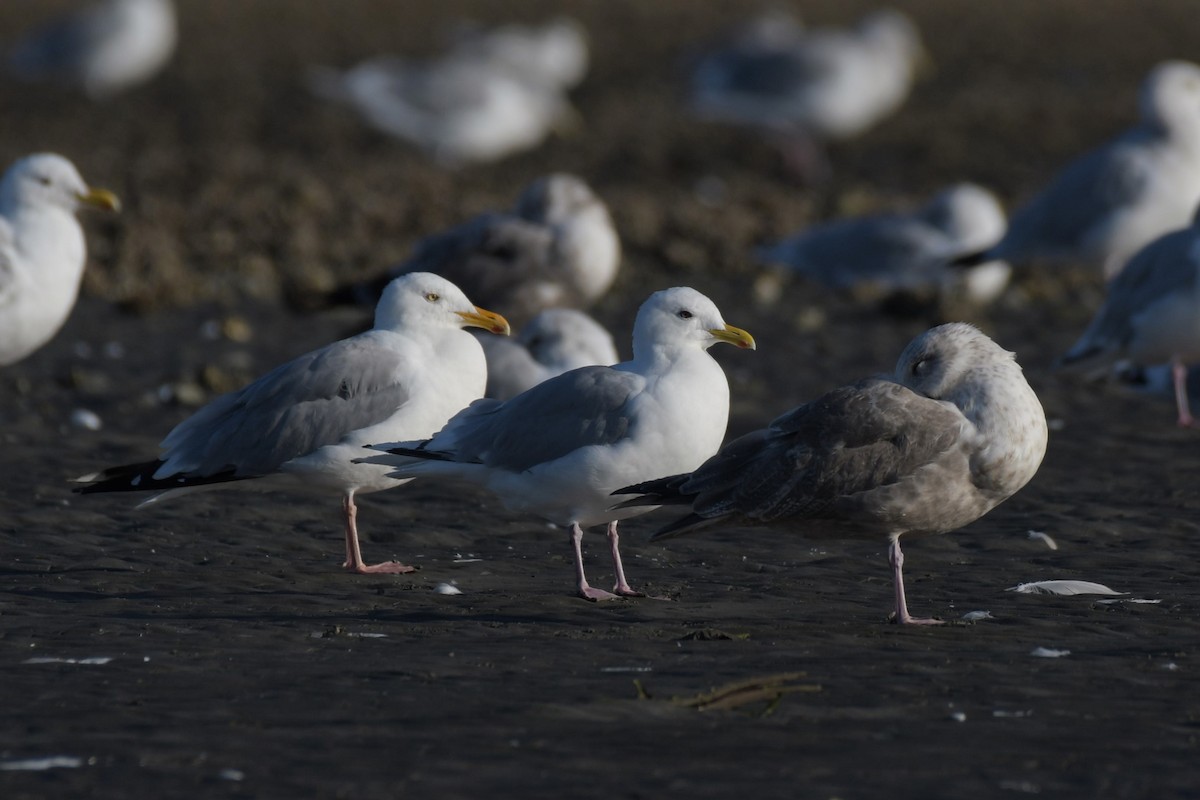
427;365;643;472
765;215;947;288
397;213;556;321
657;378;966;533
1064;226;1200;357
160;335;413;476
8;2;114;78
998;132;1157;261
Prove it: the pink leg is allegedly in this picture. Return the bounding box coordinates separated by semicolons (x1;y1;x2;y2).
888;538;943;626
607;521;648;597
1172;359;1195;427
571;522;619;601
341;492;415;575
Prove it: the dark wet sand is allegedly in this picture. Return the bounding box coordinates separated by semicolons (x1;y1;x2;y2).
3;2;1200;798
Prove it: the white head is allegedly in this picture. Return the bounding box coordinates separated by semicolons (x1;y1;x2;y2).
0;153;120;214
515;173;603;225
1138;60;1200;135
519;308;618;370
921;182;1007;252
895;322;1015;400
858;9;924;63
374;272;511;336
630;286;755;361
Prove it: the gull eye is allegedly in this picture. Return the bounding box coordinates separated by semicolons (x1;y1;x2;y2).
677;309;693;319
424;292;440;303
36;175;52;186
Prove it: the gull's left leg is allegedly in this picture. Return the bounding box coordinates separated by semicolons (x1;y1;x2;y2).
889;537;943;625
1172;359;1195;427
341;491;415;575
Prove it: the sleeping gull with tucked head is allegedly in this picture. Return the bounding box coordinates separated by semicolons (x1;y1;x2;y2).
0;153;120;367
960;61;1200;280
1059;206;1200;427
617;323;1047;624
358;287;755;600
479;308;619;400
75;273;510;574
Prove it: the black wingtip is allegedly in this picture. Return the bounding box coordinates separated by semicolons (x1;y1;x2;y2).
949;248;991;269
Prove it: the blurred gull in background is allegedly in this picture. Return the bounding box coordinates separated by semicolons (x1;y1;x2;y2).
339;173;620;328
75;274;511;574
961;60;1200;280
479;308;619;400
309;18;588;165
0;154;120;367
1059;206;1200;427
758;182;1010;304
690;8;926;179
7;0;177;100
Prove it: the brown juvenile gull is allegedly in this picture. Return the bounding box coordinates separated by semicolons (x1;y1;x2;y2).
478;308;618;400
1059;206;1200;427
0;153;120;367
75;273;510;574
617;323;1047;624
357;287;755;600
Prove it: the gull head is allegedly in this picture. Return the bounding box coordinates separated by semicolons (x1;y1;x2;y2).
920;182;1007;253
858;10;925;66
1139;60;1200;135
515;173;602;225
519;309;618;371
632;286;755;359
896;322;1014;400
0;153;120;214
375;272;510;336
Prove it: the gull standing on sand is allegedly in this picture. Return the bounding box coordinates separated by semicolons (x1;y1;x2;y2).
308;18;583;166
962;61;1200;280
1059;208;1200;427
758;183;1010;303
0;154;120;367
7;0;177;100
618;323;1047;624
75;273;510;574
690;9;925;178
479;308;618;400
359;287;755;600
340;173;619;328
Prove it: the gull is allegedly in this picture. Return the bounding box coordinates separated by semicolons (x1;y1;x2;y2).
358;287;756;600
7;0;177;100
74;273;511;574
339;173;619;328
444;17;588;93
690;9;926;178
0;153;120;367
478;308;618;400
758;183;1010;304
963;61;1200;279
1059;208;1200;426
309;42;577;166
617;323;1047;624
